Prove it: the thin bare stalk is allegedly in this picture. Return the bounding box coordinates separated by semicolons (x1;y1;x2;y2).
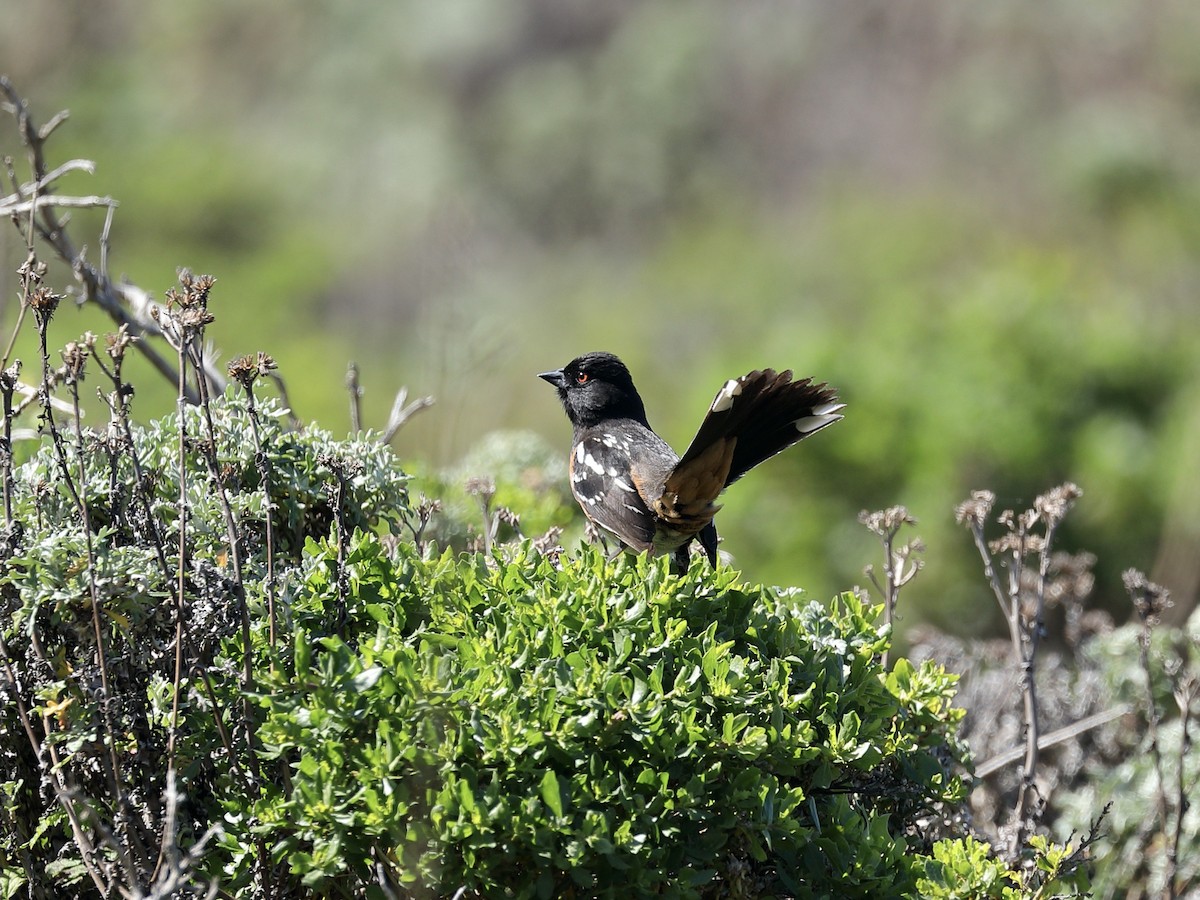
465;477;498;557
91;327;170;579
0;361;18;526
0;150;41;371
319;452;363;633
956;484;1081;856
12;631;118;896
28;291;150;888
158;276;274;898
0;297;29;373
230;353;280;652
858;506;923;669
1124;569;1176;897
266;371;302;431
195;665;249;785
1014;514;1044;841
144;768;223;900
192;346;257;755
347;361;363;432
380;385;434;445
27;289;89;530
165;324;189;785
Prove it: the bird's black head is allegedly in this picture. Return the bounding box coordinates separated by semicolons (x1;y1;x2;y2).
538;351;649;430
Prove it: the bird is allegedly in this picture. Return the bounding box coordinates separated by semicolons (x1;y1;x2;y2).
538;351;843;569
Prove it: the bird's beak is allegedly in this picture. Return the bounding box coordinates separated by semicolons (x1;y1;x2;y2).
538;369;566;388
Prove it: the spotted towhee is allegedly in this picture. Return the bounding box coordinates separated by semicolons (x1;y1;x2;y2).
539;352;843;569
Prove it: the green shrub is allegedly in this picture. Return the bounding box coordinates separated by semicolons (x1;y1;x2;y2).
221;538;966;897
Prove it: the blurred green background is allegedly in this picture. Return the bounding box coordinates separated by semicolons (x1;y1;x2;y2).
3;1;1198;640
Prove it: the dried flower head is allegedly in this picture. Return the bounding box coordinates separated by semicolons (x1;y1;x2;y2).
1034;482;1082;526
60;339;92;384
989;532;1045;557
954;490;995;529
318;452;365;480
227;352;277;390
227;355;256;388
178;307;216;330
465;476;496;502
858;506;916;537
532;526;564;556
28;286;62;327
17;252;47;289
105;325;136;361
254;351;277;376
1123;568;1171;626
168;270;217;309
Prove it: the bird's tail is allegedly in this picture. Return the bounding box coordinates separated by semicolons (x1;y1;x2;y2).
653;370;842;526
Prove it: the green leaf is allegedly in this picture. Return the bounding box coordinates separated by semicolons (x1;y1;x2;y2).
540;770;564;818
352;666;383;692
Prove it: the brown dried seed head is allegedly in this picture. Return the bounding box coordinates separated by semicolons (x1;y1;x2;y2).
175;270;216;308
227;354;258;388
28;286;62;323
178;307;215;329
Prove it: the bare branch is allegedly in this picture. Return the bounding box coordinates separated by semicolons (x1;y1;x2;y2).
0;78;212;403
381;385;435;444
347;361;363;432
0;192;116;215
974;704;1133;777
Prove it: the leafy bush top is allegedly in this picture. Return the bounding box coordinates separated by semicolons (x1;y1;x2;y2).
238;536;967;897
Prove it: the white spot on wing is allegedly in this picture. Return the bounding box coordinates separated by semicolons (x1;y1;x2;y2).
794;413;843;434
812;401;846;416
710;378;742;413
582;452;605;475
612;477;635;492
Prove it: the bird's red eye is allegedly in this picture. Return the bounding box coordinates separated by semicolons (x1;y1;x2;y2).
576;372;590;385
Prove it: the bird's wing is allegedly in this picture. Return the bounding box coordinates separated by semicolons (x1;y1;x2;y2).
666;369;843;502
570;428;668;551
